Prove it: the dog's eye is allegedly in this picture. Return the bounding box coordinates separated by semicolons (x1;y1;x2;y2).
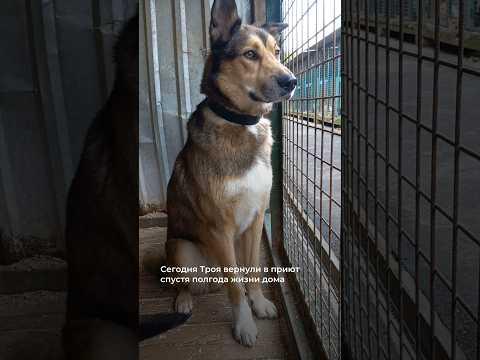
244;50;258;60
275;49;280;56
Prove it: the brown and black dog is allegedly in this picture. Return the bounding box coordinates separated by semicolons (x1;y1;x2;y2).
166;0;296;347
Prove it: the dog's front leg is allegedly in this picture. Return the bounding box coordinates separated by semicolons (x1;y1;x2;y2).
240;209;278;319
207;228;258;347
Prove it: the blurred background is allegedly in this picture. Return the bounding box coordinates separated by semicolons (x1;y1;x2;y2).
0;1;136;359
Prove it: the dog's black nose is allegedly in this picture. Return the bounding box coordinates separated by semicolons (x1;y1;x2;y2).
277;75;297;92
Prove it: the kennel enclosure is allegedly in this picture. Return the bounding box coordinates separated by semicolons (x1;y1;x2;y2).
279;0;342;358
342;0;480;359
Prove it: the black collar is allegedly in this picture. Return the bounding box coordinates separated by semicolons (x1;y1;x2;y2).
206;99;260;126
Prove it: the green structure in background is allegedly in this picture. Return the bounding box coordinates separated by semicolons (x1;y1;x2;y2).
286;28;342;126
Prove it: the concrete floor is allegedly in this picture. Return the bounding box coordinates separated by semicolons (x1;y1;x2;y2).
0;289;66;360
139;224;296;360
0;213;298;360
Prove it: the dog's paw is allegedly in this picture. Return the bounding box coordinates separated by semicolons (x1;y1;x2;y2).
233;315;258;347
250;293;278;319
175;289;193;314
232;300;258;347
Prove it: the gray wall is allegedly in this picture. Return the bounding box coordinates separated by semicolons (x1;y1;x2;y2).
0;0;254;260
139;0;253;210
0;0;137;260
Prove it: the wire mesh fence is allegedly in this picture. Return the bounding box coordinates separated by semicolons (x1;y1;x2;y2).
281;0;341;358
342;0;480;359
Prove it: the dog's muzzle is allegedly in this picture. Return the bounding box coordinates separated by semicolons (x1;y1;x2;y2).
276;74;297;92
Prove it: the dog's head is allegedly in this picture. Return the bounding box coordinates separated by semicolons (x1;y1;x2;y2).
201;0;296;116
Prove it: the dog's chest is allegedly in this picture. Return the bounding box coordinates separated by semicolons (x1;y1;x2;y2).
224;160;272;234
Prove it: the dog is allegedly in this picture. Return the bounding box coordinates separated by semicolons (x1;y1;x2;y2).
63;14;189;359
166;0;296;347
62;15;139;360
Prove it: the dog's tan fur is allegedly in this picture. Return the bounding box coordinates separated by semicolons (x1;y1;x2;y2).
166;0;295;346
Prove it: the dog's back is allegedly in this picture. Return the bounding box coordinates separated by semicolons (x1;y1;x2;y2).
63;15;138;360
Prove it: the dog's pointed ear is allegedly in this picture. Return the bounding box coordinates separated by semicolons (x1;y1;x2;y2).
262;23;288;39
210;0;242;47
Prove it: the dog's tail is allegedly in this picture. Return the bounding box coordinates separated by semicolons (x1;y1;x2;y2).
140;245;189;340
139;313;190;340
140;249;189;340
